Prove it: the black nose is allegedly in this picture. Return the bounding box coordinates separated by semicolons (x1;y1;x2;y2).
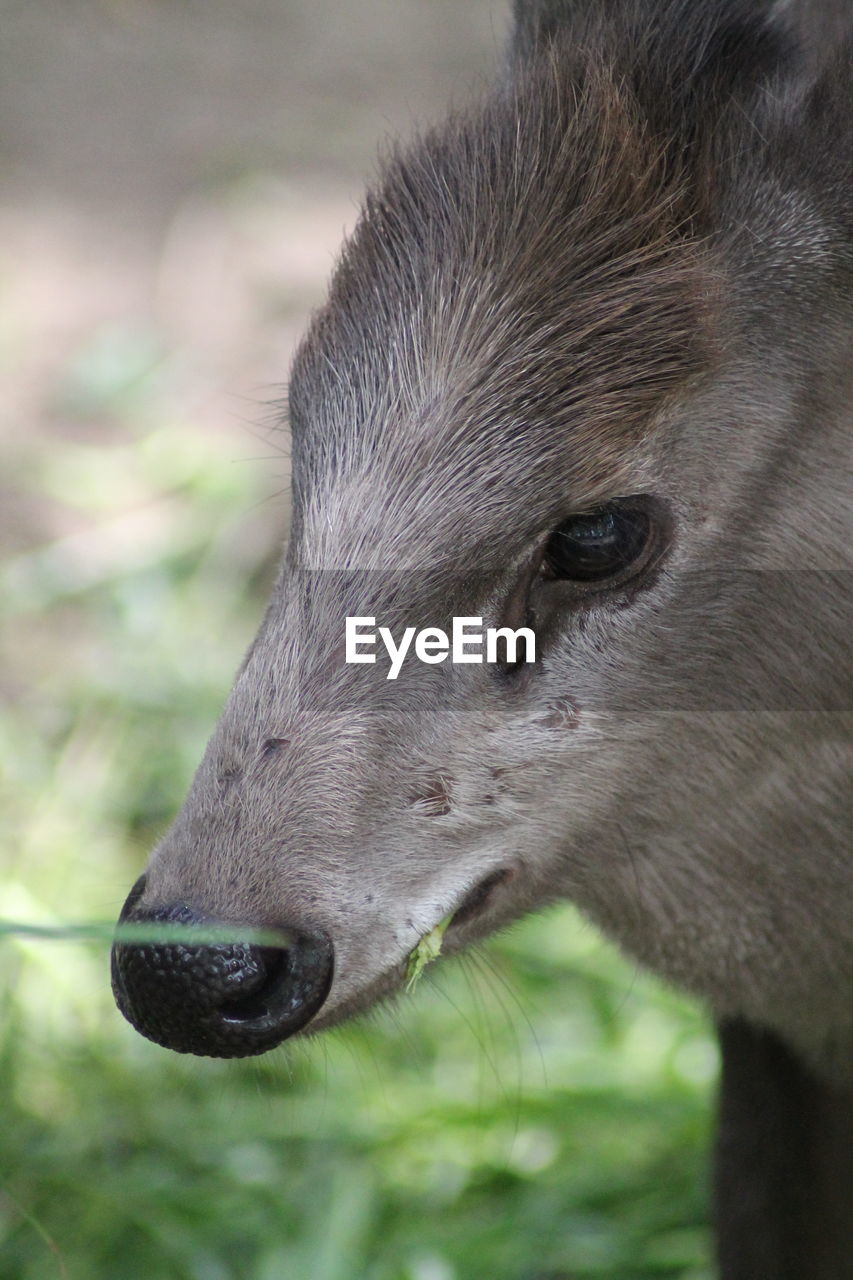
110;877;334;1058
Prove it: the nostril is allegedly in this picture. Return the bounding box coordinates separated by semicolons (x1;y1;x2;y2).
111;888;334;1058
218;948;289;1022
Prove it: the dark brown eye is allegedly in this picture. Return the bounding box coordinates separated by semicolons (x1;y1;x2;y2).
542;501;653;585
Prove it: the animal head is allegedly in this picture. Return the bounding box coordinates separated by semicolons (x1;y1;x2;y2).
112;0;852;1068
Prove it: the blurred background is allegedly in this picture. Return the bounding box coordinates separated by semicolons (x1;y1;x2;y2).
1;3;716;1277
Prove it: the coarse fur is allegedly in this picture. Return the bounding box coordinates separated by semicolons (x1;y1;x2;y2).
126;0;851;1273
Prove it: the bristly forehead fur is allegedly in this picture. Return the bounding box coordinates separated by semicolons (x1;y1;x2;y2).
286;45;720;573
284;0;852;576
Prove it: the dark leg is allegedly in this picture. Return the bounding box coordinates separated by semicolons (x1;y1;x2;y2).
714;1019;853;1280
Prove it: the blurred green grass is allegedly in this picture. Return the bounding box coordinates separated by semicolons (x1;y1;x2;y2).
1;324;716;1280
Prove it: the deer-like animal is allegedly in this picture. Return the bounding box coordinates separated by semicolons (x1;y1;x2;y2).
112;1;852;1274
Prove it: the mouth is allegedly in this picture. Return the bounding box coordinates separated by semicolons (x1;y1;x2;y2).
306;864;519;1036
446;866;517;932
